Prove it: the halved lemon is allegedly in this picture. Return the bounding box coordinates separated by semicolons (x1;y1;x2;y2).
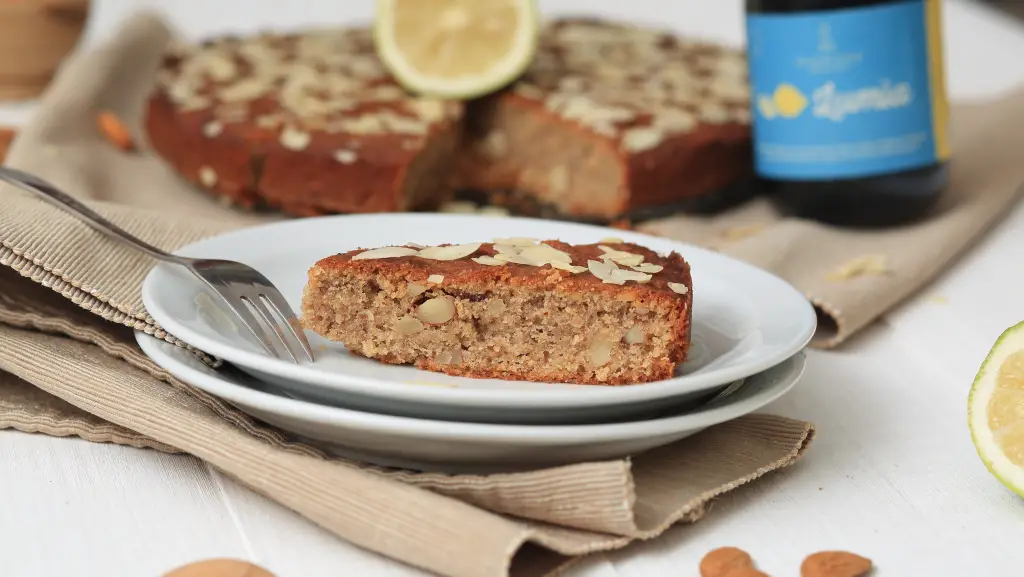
374;0;539;99
969;321;1024;496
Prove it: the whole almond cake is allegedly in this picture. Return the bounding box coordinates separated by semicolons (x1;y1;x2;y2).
300;238;693;385
145;19;752;221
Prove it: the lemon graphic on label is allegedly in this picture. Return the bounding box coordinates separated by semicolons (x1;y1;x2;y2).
772;83;808;118
756;94;777;120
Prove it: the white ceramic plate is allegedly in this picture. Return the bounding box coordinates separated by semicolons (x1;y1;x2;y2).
142;214;816;424
137;332;805;473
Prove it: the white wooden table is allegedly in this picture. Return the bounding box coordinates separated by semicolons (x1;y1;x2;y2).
3;1;1024;575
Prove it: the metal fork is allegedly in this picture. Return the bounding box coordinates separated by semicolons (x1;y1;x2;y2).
0;167;314;363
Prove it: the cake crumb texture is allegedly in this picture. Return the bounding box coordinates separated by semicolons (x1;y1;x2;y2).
301;240;692;385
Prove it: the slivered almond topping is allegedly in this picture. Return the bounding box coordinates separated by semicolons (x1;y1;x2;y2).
587;259;618;282
624;325;645;345
202;120;224;138
518;244;572;265
406;242;426;249
481;131;508;158
279;126;311;151
472;256;505;266
427;274;444;284
550;261;587;273
198;166;218;187
407;282;428;297
333;149;357;164
606;253;644;267
395;315;424;335
479;206;510;217
826;254;889;281
417;243;482;261
668;282;689;295
607;268;652;284
600;237;624;243
621;127;663;152
492;244;520;255
492;237;538;247
352;246;419;260
494;253;537;265
600;246;645;267
632;263;663;273
416;297;455;325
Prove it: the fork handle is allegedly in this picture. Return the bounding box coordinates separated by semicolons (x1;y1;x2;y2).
0;167;188;265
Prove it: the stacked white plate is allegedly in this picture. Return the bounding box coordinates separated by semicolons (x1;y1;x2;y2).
139;214;816;473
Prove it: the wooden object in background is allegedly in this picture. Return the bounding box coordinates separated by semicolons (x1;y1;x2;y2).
0;0;90;100
0;127;15;162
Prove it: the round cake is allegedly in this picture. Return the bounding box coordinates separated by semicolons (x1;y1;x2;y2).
145;27;463;215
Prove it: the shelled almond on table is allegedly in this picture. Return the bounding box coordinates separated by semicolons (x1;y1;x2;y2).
698;547;873;577
0;127;15;163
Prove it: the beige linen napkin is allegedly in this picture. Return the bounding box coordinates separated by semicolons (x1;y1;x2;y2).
0;13;818;577
0;9;1015;576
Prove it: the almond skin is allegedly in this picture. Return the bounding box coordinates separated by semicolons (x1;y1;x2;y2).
700;547;754;577
801;551;872;577
0;127;14;162
162;558;275;577
97;110;135;151
722;569;770;577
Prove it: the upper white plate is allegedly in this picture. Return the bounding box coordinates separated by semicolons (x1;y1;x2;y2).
142;214;816;424
137;332;806;473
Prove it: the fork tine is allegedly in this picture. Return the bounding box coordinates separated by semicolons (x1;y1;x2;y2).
259;290;315;362
213;292;282;359
245;295;299;363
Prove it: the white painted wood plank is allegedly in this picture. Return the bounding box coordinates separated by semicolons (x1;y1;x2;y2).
884;198;1024;394
208;467;432;577
209;465;624;577
2;1;1024;577
0;433;250;577
609;328;1024;577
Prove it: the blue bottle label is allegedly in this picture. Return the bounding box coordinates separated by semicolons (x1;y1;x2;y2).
745;0;949;180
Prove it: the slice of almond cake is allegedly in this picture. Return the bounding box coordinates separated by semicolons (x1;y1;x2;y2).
300;238;692;385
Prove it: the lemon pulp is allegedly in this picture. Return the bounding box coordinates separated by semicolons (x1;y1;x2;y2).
969;322;1024;495
374;0;539;99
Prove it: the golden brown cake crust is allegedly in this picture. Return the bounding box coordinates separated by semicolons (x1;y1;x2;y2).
455;18;753;219
144;28;463;215
302;240;692;385
145;19;753;220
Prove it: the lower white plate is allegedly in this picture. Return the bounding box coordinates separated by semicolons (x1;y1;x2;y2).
138;332;806;473
141;214;816;424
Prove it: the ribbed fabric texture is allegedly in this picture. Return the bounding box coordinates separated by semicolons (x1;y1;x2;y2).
25;9;1024;575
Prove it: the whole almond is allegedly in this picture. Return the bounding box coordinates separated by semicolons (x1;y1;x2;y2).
801;551;872;577
723;569;770;577
700;547;754;577
96;110;135;151
162;558;275;577
0;127;14;162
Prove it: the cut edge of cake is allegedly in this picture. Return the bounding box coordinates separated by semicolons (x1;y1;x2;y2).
300;238;693;385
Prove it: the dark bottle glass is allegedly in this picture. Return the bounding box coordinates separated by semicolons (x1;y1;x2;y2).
744;0;950;227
